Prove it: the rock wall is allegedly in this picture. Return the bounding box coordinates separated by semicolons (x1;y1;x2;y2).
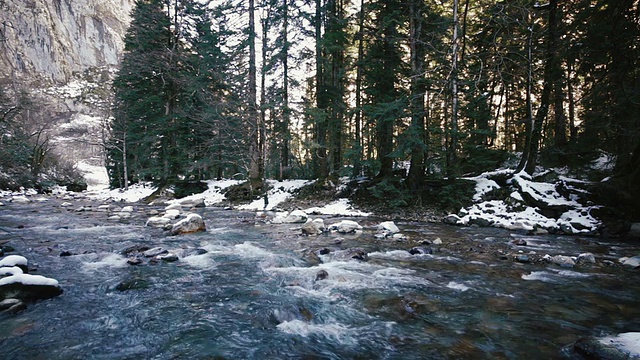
0;0;134;85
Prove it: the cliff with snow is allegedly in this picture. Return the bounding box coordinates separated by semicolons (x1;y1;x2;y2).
0;0;133;182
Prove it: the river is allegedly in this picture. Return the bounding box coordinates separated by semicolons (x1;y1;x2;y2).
1;198;639;359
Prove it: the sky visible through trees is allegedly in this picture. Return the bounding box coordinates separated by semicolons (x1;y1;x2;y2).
105;0;640;196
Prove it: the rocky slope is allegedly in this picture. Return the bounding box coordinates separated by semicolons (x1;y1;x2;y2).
0;0;134;173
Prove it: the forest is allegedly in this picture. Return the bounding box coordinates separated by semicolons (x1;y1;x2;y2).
2;0;640;213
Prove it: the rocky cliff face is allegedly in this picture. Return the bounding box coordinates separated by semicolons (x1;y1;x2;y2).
1;0;133;84
0;0;134;185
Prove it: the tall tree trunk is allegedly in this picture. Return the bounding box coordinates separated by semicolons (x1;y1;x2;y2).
517;13;536;173
248;0;262;184
352;0;365;178
567;56;577;142
407;0;426;189
520;0;559;175
552;2;566;148
281;0;290;180
447;0;460;178
315;0;329;180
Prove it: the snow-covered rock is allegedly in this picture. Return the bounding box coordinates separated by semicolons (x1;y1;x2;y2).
0;255;28;268
544;254;576;268
171;213;206;235
11;196;31;204
163;209;181;219
0;268;62;301
328;220;362;234
377;221;399;234
577;252;596;264
145;216;172;228
443;214;462;225
165;203;183;211
620;255;640;268
302;218;326;235
573;332;640;360
282;210;308;224
143;247;168;257
121;206;134;213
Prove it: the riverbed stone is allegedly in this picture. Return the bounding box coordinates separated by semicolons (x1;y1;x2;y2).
468;216;494;227
577;252;596;264
163;209;181;219
302;218;325;235
443;214;461;225
11;196;30;204
409;247;432;255
315;269;328;281
0;298;26;314
159;253;179;262
143;247;168;257
146;216;172;228
378;221;400;234
165;203;182;212
329;220;362;233
127;257;143;265
572;336;633;360
0;275;63;301
544;254;575;268
620;255;640;268
282;210;308;224
171;213;206;235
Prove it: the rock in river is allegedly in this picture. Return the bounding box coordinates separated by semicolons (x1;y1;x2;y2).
0;272;63;301
171;213;206;235
328;220;362;234
302;218;325;236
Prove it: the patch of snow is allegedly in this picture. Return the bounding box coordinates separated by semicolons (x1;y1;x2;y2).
304;198;370;216
0;273;59;287
239;180;314;211
0;266;24;276
175;179;242;207
446;281;470;292
77;161;109;191
87;182;156;203
0;255;28;267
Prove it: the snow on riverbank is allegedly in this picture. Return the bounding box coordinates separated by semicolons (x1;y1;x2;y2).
448;169;601;234
79;178;368;216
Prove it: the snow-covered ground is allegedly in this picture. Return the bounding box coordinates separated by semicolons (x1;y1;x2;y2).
78;177;368;217
449;169;601;234
2;163;605;232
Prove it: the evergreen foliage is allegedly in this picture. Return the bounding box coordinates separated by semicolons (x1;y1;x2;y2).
101;0;640;212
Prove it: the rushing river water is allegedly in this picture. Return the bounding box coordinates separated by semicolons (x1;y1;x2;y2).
1;199;639;359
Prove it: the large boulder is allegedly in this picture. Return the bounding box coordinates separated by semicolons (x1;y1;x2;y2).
171;213;206;235
0;272;63;301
